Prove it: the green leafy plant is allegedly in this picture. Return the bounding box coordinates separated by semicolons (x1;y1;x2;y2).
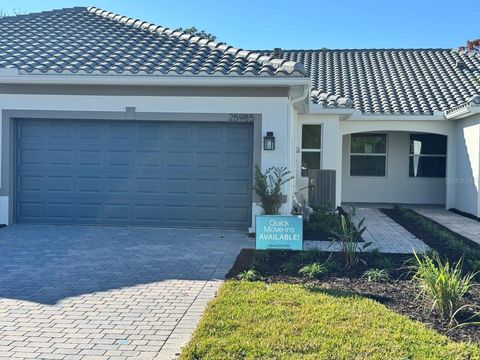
298;263;327;279
413;251;478;323
363;268;391;282
372;256;394;270
306;208;343;238
237;269;262;281
281;260;300;275
333;208;371;269
369;248;382;258
324;259;341;274
253;166;293;215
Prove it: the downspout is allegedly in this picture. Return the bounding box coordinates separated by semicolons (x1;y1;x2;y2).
286;85;309;212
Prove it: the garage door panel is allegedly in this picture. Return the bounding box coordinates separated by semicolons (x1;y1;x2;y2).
16;119;252;228
135;151;163;167
46;176;74;192
18;175;44;192
18;202;44;220
47;203;74;220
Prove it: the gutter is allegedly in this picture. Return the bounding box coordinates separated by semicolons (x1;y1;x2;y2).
444;95;480;119
308;106;447;121
349;110;447;121
0;68;310;88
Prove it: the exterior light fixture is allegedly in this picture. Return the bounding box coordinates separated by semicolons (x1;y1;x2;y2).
263;131;275;151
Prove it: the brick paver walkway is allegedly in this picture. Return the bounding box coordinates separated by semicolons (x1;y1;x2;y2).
412;207;480;246
304;207;429;254
0;225;252;359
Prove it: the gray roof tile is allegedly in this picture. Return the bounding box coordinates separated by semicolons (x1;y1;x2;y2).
0;7;306;77
264;49;480;114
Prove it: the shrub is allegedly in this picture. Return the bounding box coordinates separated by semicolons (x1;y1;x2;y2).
253;165;293;215
369;248;382;258
333;208;371;269
363;268;391;282
324;259;342;274
237;269;262;281
372;256;394;270
413;252;477;322
468;259;480;272
308;208;343;237
281;260;300;275
298;263;326;279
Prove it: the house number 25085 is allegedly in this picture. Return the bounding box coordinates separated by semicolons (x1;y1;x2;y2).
228;113;255;122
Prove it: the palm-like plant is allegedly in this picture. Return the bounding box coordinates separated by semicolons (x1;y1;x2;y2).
333;208;371;269
253;166;293;215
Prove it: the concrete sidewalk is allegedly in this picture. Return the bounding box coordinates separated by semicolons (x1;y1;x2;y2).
412;207;480;247
305;207;429;254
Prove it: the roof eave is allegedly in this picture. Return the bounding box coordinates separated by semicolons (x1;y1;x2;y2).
0;69;310;88
444;97;480;120
309;104;355;115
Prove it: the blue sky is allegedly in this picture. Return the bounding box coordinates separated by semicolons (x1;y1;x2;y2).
0;0;478;50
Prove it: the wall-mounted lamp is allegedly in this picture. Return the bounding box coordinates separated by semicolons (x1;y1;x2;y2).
263;131;275;151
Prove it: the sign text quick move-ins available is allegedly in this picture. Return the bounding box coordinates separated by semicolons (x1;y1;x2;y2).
255;215;303;250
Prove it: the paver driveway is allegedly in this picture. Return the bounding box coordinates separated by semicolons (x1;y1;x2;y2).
0;225;252;359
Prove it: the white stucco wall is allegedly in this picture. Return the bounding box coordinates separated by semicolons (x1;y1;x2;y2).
454;115;480;216
294;115;455;207
0;93;294;229
339;119;455;207
341;131;446;204
295;114;341;206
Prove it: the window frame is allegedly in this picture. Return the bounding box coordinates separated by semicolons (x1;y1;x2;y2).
349;133;388;178
300;124;322;178
408;133;447;179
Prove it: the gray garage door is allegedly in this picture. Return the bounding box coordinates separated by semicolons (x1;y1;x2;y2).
15;119;253;228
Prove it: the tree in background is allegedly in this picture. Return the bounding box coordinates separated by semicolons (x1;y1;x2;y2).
459;39;480;54
0;8;23;17
174;27;217;41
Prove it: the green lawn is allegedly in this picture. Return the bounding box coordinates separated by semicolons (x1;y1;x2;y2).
181;281;480;360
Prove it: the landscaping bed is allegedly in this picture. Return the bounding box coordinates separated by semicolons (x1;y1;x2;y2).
227;249;480;343
381;207;480;273
303;206;364;241
181;281;480;360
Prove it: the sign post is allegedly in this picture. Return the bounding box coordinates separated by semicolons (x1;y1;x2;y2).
255;215;303;250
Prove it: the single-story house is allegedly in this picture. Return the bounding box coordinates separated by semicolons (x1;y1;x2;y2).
0;7;479;231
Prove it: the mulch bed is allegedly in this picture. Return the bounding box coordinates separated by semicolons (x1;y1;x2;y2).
227;249;480;343
303;227;333;241
381;208;480;253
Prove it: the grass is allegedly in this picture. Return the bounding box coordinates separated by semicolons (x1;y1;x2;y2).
180;282;480;360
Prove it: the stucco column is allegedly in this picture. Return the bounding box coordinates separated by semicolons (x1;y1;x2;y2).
446;133;456;209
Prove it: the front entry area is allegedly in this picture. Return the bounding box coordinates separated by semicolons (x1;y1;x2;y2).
15;119;253;228
341;131;447;205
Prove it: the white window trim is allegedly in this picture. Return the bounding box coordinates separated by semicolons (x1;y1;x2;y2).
300;124;322;178
349;133;388;178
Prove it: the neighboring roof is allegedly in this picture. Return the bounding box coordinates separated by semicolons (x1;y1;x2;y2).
0;7;305;77
263;49;480;115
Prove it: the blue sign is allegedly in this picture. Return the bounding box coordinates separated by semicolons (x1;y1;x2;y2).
256;215;303;250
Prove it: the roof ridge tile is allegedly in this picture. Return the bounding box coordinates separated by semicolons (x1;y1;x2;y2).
0;6;86;21
86;6;306;76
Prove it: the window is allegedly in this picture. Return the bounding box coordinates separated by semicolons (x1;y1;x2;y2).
350;133;387;176
409;134;447;178
301;125;321;177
